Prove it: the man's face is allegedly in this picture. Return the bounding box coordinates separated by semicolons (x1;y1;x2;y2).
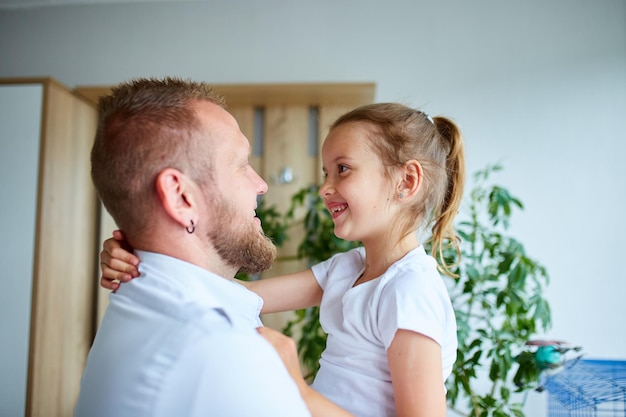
196;102;276;274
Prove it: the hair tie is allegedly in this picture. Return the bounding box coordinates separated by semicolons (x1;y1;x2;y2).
419;110;434;124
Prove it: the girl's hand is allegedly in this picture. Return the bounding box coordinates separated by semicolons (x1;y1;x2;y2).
100;230;140;291
256;326;306;389
257;326;356;417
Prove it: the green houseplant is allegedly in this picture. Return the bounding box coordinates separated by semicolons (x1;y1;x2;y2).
278;164;552;417
444;164;551;417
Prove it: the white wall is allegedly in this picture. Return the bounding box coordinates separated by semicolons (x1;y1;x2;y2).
1;1;624;416
0;84;43;417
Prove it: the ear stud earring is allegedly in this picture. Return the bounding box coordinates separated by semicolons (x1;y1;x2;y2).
398;192;405;199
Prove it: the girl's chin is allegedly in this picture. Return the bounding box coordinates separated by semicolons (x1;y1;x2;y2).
333;227;362;244
332;228;349;241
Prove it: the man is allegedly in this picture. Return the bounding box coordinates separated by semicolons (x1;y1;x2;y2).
75;77;352;417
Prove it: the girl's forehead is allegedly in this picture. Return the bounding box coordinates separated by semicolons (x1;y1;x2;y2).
323;123;370;150
322;127;385;167
322;133;366;160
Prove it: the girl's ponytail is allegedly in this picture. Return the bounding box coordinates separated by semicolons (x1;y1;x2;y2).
430;116;466;277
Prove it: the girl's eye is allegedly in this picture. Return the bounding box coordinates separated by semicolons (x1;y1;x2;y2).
321;165;348;180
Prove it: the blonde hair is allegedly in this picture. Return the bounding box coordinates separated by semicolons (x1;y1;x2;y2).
331;103;466;276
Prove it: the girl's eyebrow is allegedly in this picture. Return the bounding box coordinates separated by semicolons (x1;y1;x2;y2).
331;155;355;163
323;155;355;169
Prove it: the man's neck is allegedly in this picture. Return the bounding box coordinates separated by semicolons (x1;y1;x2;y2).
130;233;238;281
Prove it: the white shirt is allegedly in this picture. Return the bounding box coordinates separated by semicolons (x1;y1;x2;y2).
74;251;311;417
310;246;457;417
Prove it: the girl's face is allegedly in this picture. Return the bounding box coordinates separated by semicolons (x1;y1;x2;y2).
319;122;399;244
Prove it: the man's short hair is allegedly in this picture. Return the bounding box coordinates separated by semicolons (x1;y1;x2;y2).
91;77;225;234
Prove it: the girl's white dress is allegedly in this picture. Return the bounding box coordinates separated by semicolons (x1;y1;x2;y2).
310;246;457;417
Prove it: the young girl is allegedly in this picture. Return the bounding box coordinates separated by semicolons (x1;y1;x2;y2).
100;102;465;417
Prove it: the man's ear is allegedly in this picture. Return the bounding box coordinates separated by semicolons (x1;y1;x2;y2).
398;160;423;199
155;168;198;229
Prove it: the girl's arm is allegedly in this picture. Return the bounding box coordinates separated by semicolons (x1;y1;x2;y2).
99;231;323;313
247;270;322;314
388;330;447;417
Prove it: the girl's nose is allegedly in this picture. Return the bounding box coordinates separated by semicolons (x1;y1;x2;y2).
319;180;333;197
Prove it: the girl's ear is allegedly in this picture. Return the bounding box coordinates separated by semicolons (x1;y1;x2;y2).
398;160;423;199
155;168;198;228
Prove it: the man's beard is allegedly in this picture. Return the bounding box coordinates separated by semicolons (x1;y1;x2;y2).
207;198;277;275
